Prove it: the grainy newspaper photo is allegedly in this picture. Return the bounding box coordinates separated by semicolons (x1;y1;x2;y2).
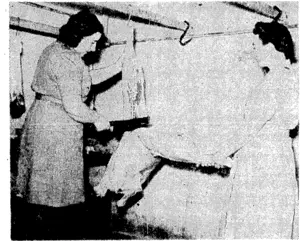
9;1;299;240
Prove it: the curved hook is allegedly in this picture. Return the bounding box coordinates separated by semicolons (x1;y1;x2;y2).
179;20;192;46
273;6;282;22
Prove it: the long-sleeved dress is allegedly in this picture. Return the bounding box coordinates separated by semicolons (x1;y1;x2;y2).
223;64;299;239
16;41;103;207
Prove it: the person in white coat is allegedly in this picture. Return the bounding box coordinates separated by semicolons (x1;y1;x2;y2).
221;20;298;239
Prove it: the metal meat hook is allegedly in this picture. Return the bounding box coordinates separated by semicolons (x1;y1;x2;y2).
179;21;192;46
273;6;282;22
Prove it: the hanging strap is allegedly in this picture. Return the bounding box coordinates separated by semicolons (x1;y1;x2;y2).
10;36;26;119
19;41;25;97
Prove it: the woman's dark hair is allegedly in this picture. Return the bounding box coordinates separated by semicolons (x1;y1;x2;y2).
57;9;106;48
253;21;297;64
82;33;110;66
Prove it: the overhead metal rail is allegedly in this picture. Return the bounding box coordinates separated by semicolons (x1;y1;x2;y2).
51;2;188;31
10;2;297;44
224;1;294;25
15;2;193;45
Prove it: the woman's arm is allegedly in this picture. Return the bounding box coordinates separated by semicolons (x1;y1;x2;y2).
53;53;109;125
58;76;107;124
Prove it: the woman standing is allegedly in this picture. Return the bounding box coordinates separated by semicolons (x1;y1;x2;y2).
13;10;122;239
220;21;298;239
15;8;114;207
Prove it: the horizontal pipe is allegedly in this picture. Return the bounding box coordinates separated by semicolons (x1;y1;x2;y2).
15;2;297;43
225;2;280;18
9;16;298;45
51;2;188;31
8;16;248;45
24;1;294;28
10;16;59;38
20;2;72;16
224;1;293;25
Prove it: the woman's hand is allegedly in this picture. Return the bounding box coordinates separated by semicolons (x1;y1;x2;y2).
94;118;111;132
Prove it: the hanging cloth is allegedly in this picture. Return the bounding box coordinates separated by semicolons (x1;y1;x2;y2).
121;28;148;120
10;36;26;119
